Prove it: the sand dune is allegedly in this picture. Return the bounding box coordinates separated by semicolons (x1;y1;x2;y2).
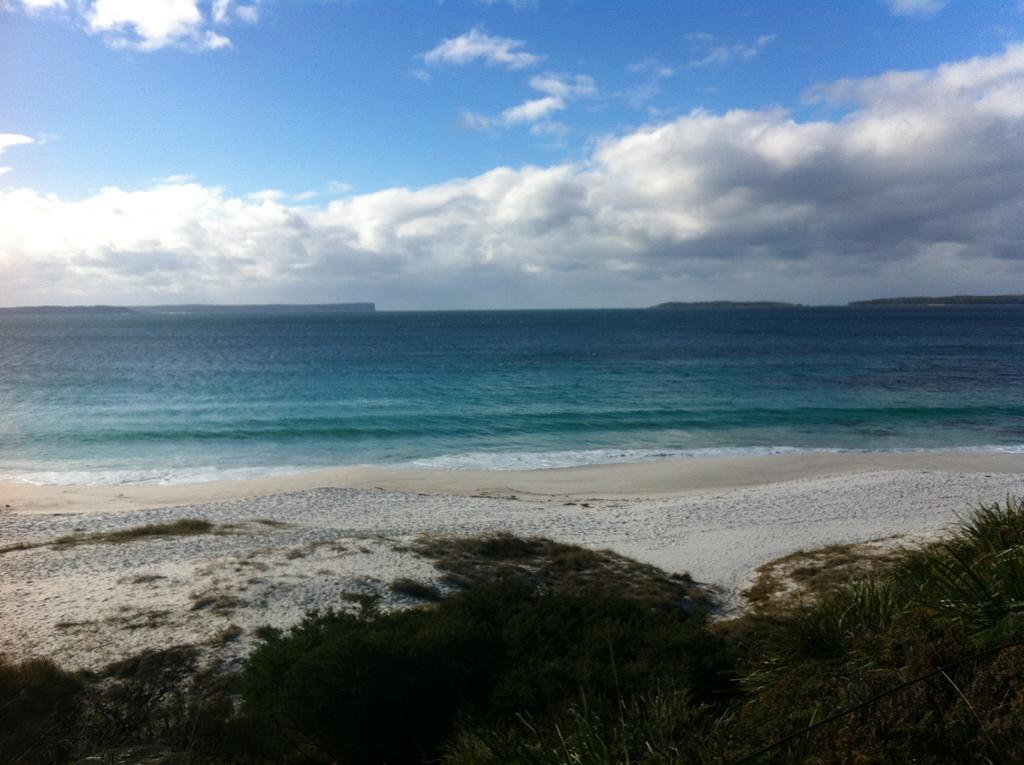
2;453;1023;671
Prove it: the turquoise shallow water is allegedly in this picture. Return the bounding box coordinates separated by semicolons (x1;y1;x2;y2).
0;307;1022;484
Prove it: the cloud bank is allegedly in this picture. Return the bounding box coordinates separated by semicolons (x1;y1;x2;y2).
2;46;1024;307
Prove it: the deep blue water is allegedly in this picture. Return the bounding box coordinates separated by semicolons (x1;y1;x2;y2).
1;307;1022;484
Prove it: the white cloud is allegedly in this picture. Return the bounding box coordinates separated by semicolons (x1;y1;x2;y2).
627;57;675;79
500;95;565;124
528;72;597;98
885;0;947;17
234;5;259;24
5;0;262;51
327;180;354;195
212;0;259;25
17;0;65;11
622;56;675;109
0;134;33;177
0;133;34;153
3;46;1024;307
421;27;542;70
687;34;776;68
459;110;494;130
247;189;286;202
211;0;230;23
409;68;432;82
88;0;212;50
529;120;569;137
479;0;537;8
464;72;595;131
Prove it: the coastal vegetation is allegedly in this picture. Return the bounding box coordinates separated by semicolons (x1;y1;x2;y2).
3;499;1024;764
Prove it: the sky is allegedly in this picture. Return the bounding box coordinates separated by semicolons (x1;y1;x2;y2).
1;0;1023;309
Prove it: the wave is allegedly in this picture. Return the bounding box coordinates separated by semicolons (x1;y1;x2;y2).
10;404;1024;446
5;444;1022;485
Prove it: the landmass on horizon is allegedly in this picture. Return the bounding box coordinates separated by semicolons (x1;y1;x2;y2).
650;301;801;309
848;294;1024;306
3;296;1024;315
0;303;376;315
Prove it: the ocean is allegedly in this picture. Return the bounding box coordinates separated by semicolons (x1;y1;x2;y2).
1;307;1022;485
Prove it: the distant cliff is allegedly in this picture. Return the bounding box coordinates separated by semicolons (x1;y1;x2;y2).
849;295;1024;306
650;301;800;309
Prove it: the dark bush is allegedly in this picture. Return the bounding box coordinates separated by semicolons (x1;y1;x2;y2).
0;658;83;764
233;579;728;764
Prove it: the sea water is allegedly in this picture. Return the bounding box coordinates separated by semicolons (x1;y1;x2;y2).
1;307;1022;485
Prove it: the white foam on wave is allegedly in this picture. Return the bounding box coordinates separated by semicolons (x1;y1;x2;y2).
408;446;821;471
3;444;1022;484
0;463;312;487
407;444;1024;471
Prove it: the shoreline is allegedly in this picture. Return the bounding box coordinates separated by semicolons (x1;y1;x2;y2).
3;450;1024;515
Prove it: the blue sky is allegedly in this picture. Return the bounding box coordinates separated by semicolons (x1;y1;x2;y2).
2;1;1023;308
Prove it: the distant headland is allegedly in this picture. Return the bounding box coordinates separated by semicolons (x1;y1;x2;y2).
848;295;1024;306
0;303;376;316
650;301;801;309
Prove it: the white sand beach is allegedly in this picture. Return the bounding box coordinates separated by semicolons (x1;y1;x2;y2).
2;452;1023;672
